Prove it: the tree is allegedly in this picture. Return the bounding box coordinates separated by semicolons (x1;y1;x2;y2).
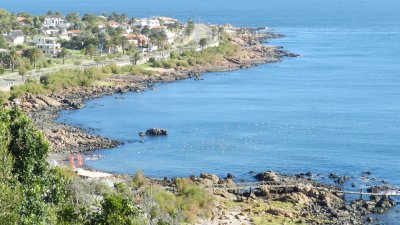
26;47;42;69
130;51;141;65
199;38;208;48
104;39;115;54
0;36;7;48
66;12;80;22
58;47;70;64
90;193;144;225
8;49;18;72
83;44;96;59
0;107;52;224
185;18;194;36
119;35;129;54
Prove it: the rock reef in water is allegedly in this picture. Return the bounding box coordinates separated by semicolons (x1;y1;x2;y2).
145;128;168;136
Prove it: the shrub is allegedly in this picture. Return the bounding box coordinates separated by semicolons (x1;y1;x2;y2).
18;67;27;75
73;60;81;66
0;91;10;104
162;60;176;69
110;64;121;74
131;171;148;188
0;66;5;74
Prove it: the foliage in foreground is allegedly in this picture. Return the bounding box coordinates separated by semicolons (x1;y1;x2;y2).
0;107;214;224
0;107;145;225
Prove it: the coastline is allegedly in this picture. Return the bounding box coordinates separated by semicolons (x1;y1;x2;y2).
12;27;398;225
20;28;297;154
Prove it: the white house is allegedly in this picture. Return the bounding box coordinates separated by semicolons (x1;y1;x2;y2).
132;18;160;29
2;30;25;45
165;31;176;44
33;37;61;55
43;17;71;29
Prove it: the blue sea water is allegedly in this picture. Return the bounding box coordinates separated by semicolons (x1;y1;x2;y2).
3;0;400;222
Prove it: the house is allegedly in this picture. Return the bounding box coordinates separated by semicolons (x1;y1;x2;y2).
2;30;25;45
43;17;71;29
42;29;60;37
108;21;120;29
125;34;148;47
132;18;160;29
33;37;61;55
149;26;167;33
17;16;30;26
157;17;178;27
165;31;176;44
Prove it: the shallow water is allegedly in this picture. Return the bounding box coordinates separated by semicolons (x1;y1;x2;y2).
5;0;400;222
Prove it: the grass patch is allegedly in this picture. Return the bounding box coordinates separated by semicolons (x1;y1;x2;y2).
7;64;155;99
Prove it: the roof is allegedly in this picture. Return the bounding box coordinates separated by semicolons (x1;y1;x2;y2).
67;30;81;34
150;26;167;30
125;34;147;40
11;30;24;37
17;16;26;22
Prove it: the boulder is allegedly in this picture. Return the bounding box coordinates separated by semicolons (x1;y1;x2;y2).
37;95;62;107
255;171;278;182
145;128;168;136
375;195;395;209
266;207;294;218
281;192;311;205
200;173;220;183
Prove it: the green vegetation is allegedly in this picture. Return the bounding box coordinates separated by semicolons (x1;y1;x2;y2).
151;33;240;70
0;107;147;224
8;64;155;99
0;109;216;224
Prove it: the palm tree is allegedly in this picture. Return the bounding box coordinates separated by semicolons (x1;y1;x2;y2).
119;36;129;55
8;49;18;72
199;38;208;48
156;32;167;50
27;47;42;69
103;39;113;54
83;44;96;59
130;51;141;65
58;48;70;64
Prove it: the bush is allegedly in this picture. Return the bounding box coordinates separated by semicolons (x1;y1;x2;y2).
73;60;81;66
18;67;27;75
0;66;5;74
10;79;47;99
0;91;10;104
131;171;148;188
162;60;176;69
110;64;121;74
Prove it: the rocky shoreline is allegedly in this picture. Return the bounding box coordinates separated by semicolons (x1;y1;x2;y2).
131;170;397;224
15;28;297;153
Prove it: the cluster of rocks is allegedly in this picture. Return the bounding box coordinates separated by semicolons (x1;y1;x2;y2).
29;109;119;153
173;171;397;225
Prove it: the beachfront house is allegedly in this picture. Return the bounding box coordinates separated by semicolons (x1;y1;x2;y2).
2;30;25;45
157;16;179;27
132;18;160;29
33;37;61;55
43;17;71;29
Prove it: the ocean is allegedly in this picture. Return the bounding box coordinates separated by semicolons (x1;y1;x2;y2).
3;0;400;222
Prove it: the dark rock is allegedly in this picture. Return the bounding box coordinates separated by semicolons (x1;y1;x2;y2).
305;172;312;177
226;173;234;179
375;195;395;209
145;128;168;136
138;131;145;137
329;173;338;179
